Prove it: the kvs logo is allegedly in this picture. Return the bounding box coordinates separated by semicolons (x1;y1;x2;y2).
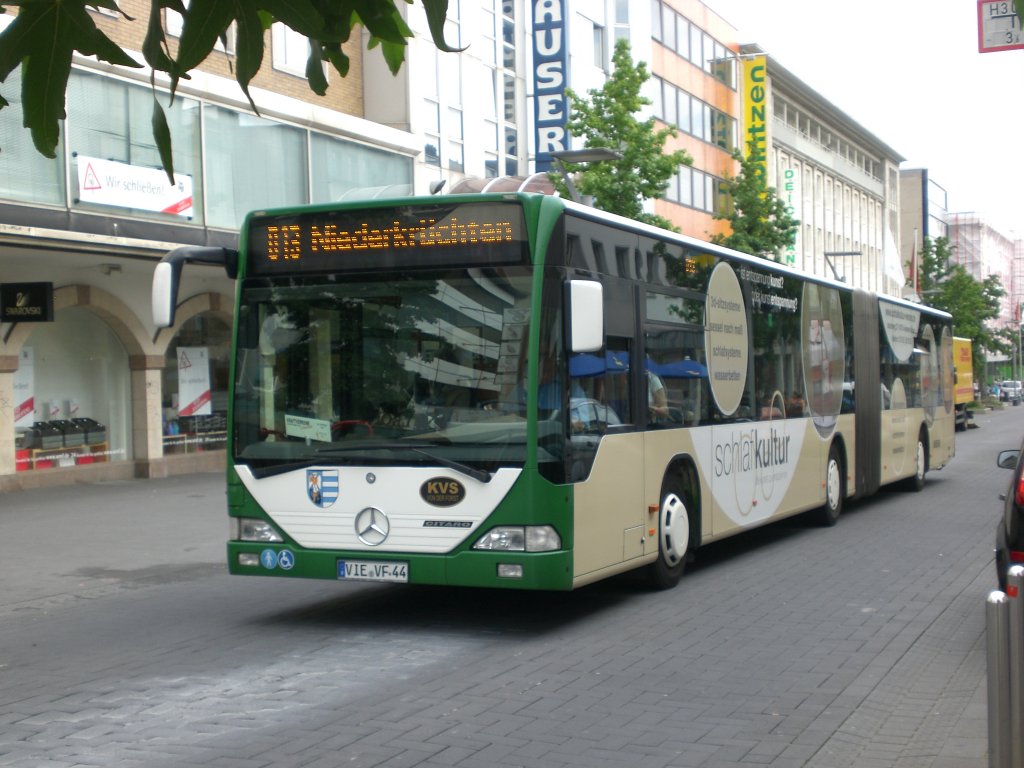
420;477;465;507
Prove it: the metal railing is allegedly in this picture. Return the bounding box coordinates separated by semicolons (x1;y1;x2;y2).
988;565;1024;768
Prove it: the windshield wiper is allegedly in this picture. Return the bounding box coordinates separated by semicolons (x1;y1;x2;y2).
247;458;320;479
316;441;491;483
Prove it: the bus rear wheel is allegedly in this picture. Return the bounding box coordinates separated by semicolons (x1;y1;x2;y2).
904;431;927;492
816;444;844;527
647;474;692;589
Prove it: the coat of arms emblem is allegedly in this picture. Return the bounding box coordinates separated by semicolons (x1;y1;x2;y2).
307;469;339;507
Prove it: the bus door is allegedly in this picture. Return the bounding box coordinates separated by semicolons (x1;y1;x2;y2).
570;280;647;579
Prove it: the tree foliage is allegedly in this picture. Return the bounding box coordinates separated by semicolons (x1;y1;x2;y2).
0;0;458;179
710;143;798;260
916;235;1009;378
554;38;691;231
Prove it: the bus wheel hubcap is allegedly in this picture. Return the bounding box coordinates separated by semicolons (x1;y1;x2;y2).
827;460;841;509
916;442;925;479
661;493;689;566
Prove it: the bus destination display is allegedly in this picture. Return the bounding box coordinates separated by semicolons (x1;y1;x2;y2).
247;202;528;275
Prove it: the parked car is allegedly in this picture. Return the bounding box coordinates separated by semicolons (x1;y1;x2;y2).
999;380;1022;403
995;440;1024;588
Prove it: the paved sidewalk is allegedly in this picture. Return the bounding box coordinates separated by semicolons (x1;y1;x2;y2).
0;408;1016;767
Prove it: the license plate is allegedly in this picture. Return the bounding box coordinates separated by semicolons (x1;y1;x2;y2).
337;560;408;583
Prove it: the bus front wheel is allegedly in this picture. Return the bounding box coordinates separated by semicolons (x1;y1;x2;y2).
647;474;692;589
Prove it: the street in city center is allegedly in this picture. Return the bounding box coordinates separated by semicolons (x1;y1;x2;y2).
0;405;1017;768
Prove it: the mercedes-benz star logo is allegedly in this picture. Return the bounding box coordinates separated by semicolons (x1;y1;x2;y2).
354;507;390;546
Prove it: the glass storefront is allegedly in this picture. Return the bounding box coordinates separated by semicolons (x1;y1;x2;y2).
13;308;131;471
1;71;413;232
161;313;232;455
1;63;414;477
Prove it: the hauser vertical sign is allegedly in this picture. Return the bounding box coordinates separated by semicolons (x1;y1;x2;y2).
532;0;569;172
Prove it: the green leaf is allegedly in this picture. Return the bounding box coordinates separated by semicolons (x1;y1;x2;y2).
377;38;407;75
305;46;328;96
262;0;331;39
174;0;236;74
0;11;32;82
152;98;175;183
13;3;75;158
66;4;139;67
322;42;350;78
352;0;410;44
142;1;175;73
232;2;267;105
420;0;464;52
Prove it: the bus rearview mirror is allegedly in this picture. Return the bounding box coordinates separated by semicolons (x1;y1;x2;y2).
152;260;181;328
568;280;603;353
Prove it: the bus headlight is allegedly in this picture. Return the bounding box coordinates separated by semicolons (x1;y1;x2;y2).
472;525;561;552
231;517;284;543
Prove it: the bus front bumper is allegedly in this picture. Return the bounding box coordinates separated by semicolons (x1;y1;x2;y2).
227;542;574;590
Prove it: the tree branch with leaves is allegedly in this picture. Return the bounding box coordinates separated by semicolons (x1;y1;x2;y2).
917;235;1009;379
710;143;798;260
553;38;691;231
0;0;458;180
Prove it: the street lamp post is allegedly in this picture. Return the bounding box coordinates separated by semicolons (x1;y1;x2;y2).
822;251;861;283
548;148;622;204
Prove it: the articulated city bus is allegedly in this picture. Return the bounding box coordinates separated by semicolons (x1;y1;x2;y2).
153;193;954;590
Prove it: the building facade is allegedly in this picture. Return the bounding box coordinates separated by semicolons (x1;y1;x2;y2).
899;168;949;298
0;4;420;489
739;48;905;296
947;213;1018;324
1;1;923;488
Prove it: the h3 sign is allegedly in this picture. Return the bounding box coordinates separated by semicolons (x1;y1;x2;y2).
978;0;1023;52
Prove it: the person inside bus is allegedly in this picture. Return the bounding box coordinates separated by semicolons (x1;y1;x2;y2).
647;369;670;423
785;391;806;417
510;349;584;414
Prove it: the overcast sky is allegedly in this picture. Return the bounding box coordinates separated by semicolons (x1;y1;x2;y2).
703;0;1023;237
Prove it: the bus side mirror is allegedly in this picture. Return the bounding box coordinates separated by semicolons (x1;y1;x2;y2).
568;280;603;353
152;259;182;328
152;246;238;328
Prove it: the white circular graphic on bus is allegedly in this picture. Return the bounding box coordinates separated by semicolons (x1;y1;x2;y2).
705;262;749;416
801;283;845;440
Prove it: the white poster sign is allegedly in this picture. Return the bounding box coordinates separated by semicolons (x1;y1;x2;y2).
13;347;34;428
76;155;193;217
178;347;212;416
704;262;749;416
879;301;921;363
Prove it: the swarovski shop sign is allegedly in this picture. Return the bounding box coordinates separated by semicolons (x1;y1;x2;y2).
0;282;54;323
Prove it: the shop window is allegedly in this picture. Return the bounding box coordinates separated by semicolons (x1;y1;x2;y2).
310;133;412;201
66;71;203;224
13;308;130;471
0;63;66;206
204;105;308;229
162;313;231;455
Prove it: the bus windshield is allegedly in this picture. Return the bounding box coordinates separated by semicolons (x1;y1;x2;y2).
233;267;535;476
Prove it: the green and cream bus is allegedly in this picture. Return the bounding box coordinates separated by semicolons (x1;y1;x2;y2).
153;193;955;590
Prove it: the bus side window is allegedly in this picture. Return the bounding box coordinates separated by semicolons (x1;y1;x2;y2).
603;338;632;427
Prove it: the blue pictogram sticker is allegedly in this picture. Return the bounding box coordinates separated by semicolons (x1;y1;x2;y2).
278;550;295;570
260;549;279;569
307;469;340;507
